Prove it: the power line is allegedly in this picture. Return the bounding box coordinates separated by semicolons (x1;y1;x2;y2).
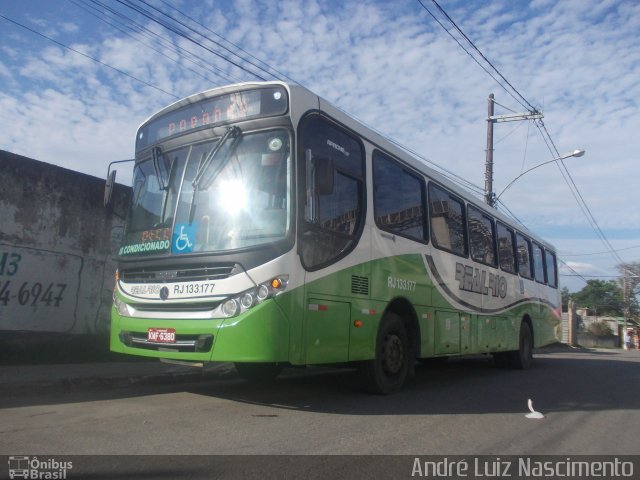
535;119;625;267
429;0;537;112
157;0;299;86
0;13;179;99
116;0;268;81
72;0;240;85
416;0;538;114
560;274;627;279
415;0;624;272
107;1;487;195
561;245;640;257
558;258;588;283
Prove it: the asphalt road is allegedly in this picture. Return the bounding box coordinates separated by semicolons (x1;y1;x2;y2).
1;348;639;456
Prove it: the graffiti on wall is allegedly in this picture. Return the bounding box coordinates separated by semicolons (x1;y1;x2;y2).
0;244;81;332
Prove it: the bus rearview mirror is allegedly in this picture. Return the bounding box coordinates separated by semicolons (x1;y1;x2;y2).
104;170;117;208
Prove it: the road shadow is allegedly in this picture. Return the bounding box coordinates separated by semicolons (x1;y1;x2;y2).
185;350;640;417
3;349;638;417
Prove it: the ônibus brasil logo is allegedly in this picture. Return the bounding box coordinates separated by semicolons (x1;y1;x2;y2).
8;456;73;479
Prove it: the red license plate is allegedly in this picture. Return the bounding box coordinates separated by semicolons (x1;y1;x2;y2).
147;328;176;343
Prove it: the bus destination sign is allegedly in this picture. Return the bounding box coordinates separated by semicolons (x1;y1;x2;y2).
136;86;288;151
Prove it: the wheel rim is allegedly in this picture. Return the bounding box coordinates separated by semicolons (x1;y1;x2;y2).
382;333;405;375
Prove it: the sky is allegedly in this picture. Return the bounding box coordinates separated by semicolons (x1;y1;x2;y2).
1;0;639;292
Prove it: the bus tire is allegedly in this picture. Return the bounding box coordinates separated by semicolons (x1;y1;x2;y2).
508;321;533;370
360;313;410;394
234;362;283;383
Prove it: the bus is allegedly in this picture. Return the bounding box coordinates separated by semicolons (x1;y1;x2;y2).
107;81;561;394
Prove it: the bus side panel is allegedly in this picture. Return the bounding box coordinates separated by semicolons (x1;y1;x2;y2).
303;258;372;364
369;251;435;358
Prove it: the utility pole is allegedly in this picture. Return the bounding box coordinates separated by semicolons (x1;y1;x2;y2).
483;94;544;207
484;94;495;206
623;273;628;349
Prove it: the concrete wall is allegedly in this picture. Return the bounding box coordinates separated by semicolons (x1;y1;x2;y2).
0;150;130;334
577;333;618;349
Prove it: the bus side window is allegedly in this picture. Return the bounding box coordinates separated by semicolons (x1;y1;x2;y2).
373;150;427;242
496;222;517;274
298;114;365;270
516;233;533;279
428;183;467;257
532;242;546;284
545;249;558;288
467;205;497;267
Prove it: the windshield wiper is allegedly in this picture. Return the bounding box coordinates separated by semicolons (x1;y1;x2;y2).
188;126;242;224
192;126;241;189
159;151;178;225
151;146;169;190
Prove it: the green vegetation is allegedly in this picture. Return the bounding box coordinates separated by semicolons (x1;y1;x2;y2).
587;321;614;337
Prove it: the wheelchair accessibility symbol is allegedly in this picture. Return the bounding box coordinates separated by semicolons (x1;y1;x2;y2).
172;223;198;254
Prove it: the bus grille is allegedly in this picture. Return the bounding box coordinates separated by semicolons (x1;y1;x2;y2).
131;301;221;313
120;263;237;283
120;331;214;353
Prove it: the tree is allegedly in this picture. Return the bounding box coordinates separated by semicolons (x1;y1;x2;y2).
572;280;624;316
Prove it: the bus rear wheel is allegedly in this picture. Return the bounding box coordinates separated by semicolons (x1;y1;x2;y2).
360;313;410;394
234;362;283;383
508;321;533;370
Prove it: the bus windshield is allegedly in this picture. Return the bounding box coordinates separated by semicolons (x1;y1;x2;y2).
121;128;291;257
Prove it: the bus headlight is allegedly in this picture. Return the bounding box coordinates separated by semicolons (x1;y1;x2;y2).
220;275;289;318
222;299;239;318
240;292;254;309
113;295;131;317
256;284;269;302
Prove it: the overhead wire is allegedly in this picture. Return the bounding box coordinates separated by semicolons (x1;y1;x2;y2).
0;13;179;99
561;245;640;257
5;0;484;196
415;0;625;272
416;0;538;114
157;0;300;86
9;0;597;212
518;120;532;173
491;98;518;114
535;119;625;266
558;259;589;283
93;1;486;195
116;0;268;81
72;0;241;85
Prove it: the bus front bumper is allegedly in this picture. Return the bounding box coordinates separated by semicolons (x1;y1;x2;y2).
110;300;289;363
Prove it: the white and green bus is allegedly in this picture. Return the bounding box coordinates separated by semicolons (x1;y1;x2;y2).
109;81;561;393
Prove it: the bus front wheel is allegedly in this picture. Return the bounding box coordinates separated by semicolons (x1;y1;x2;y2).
234;362;283;383
360;313;410;394
508;321;533;370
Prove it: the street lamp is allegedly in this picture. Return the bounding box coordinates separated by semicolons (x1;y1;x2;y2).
495;149;586;201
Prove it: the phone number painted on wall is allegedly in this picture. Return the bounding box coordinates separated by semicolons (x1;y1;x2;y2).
0;281;67;307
